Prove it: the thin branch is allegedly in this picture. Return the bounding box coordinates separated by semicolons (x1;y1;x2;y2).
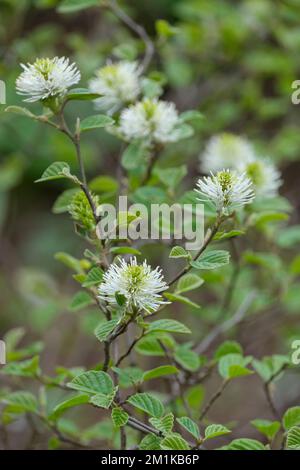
199;379;229;422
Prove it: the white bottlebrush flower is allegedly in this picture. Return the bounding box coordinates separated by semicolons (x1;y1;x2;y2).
196;169;255;214
119;98;181;144
200;133;256;173
89;61;141;113
237;158;282;198
16;57;81;103
98;257;169;313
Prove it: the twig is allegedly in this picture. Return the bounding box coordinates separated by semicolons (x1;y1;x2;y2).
199;379;229;422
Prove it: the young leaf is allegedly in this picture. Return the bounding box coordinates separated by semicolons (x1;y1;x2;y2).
80;114;114;132
176;416;200;440
227;438;265;450
139;433;162;450
89;391;116;409
2;391;38;414
82;267;103;287
1;356;40;377
286;426;300;449
190;250;230;270
5;106;36;118
127;393;164;418
169;246;190;259
176;273;204;294
204;424;231;440
49;394;90;420
58;0;101;14
160;433;190;450
218;354;252;380
147;319;191;335
142;365;178;382
283;406;300;431
121;141;145;170
111;407;129;427
66;87;101;101
251;419;280;441
67;370;114;395
52;188;80;214
69;291;94;311
112;367;144;388
110;246;141;256
174;345;200;372
94;319;119;342
164;292;201;310
149;413;174;434
214;341;243;360
35;162;76;183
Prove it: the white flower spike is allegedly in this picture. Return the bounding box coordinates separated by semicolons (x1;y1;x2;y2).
200;133;256;174
89;61;141;113
98;257;169;314
196;169;255;214
237;158;282;198
119;98;181;144
16;57;81;103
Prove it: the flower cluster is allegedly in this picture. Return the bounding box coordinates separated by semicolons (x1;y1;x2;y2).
89;61;141;113
98;257;169;314
196;169;255;214
199;133;281;199
16;57;80;103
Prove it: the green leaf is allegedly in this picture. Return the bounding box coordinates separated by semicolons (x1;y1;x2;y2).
49;394;89;420
169;246;190;259
190;250;230;270
227;438;265;450
213;230;245;241
58;0;101;13
147;319;191;335
283;406;300;431
53;188;80;214
67;370;114;395
5;106;36;118
142;365;178;382
204;424;231;440
180;110;203;123
94;319;119;342
69;291;94;311
121;141;146;170
174;345;200;372
155;165;187;190
66;87;101;101
82;267;103;287
161;433;190;450
139;433;162;450
35;162;77;183
176;416;200;440
127;393;164;418
149;413;174;434
286;426;300;449
164;292;201;309
2;391;38;414
89;390;116;409
135;333;175;357
214;341;243;359
1;356;40;377
110;246;141;256
176;273;204;294
218;354;252;380
111;407;129;427
55;252;83;273
251;419;280;441
115;291;127;306
80;114;114;132
277;225;300;248
112;367;144;388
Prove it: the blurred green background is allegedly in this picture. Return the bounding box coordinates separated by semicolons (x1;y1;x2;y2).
1;0;300;449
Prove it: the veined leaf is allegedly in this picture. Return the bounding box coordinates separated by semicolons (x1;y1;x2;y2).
142;365;178;382
89;390;116;409
111;407;129;427
251;419;280;441
169;246;190;259
164;292;201;309
67;370;114;395
150;413;174;434
66;87;101;101
2;391;38;414
147;319;191;335
204;424;231;440
94;319;119;342
127;393;164;418
227;438;265;450
35;162;78;183
49;394;89;420
80;114;114;132
161;433;190;450
283;406;300;431
82;267;103;287
176;273;204;294
286;426;300;449
176;416;200;440
190;250;230;270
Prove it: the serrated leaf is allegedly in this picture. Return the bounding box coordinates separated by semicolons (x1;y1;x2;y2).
204;424;231;440
176;416;200;440
147;319;191;335
49;394;89;420
89;390;116;409
227;438;265;450
164;292;201;309
169;246;190;259
190;250;230;270
283;406;300;431
2;391;38;414
214;341;243;359
1;356;40;377
161;433;190;450
286;426;300;449
176;273;204;294
67;371;114;395
142;365;178;382
82;267;103;287
121;140;146;170
111;407;129;427
139;433;162;450
174;345;200;372
52;188;80;214
218;354;252;380
66;87;101;101
35;162;74;183
80;114;114;132
150;413;174;434
109;246;141;256
94;319;119;342
58;0;101;13
69;291;94;311
127;393;164;418
251;419;280;441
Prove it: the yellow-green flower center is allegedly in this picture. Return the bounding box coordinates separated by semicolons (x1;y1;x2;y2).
34;58;55;79
126;265;146;293
216;171;234;192
246;162;264;187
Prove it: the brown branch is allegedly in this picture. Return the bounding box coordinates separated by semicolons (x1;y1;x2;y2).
199;379;229;422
